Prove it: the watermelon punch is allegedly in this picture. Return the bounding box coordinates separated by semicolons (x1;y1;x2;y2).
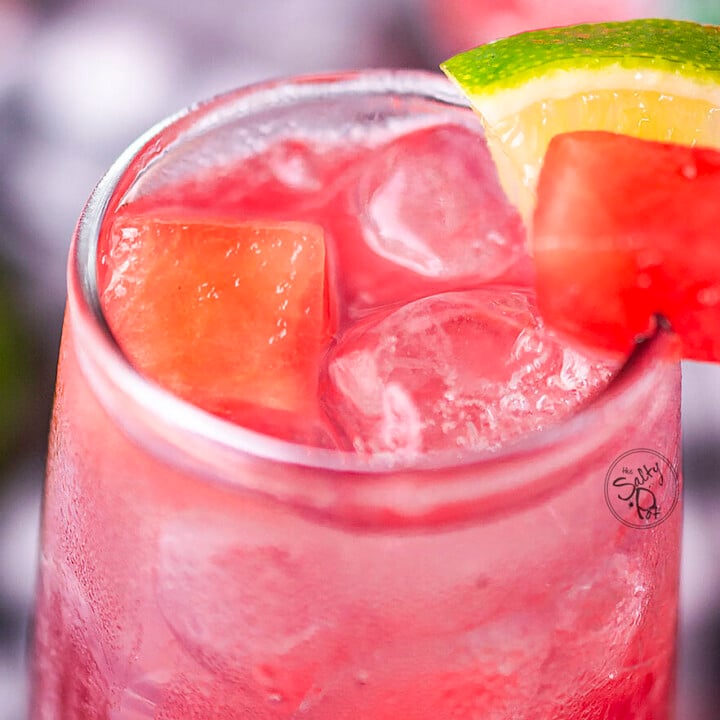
31;20;704;719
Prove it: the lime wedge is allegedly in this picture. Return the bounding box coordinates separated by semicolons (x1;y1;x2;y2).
441;19;720;218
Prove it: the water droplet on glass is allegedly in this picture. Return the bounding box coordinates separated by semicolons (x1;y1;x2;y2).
697;286;720;307
681;162;698;180
355;669;370;685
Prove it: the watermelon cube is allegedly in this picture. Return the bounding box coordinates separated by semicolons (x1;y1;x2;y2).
533;130;720;361
99;216;331;427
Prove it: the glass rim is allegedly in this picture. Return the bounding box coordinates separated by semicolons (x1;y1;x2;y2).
68;69;677;496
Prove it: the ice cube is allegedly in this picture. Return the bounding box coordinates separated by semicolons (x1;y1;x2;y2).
155;511;348;711
361;124;525;278
327;123;530;315
534;552;672;719
298;627;541;720
322;289;615;456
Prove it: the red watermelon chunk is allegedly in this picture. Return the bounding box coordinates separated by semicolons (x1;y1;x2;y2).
532;130;720;361
99;216;331;426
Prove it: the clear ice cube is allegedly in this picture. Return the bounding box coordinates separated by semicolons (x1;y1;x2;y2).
155;511;349;711
328;123;530;315
356;123;526;280
322;289;615;456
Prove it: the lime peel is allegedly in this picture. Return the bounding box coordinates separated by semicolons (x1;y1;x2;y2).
440;18;720;219
441;19;720;95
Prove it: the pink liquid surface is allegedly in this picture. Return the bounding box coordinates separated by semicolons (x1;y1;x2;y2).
98;120;617;456
32;75;682;719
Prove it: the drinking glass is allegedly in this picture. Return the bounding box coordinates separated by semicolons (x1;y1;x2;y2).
32;71;682;719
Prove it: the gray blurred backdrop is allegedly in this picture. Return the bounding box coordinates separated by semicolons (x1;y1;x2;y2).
1;1;719;718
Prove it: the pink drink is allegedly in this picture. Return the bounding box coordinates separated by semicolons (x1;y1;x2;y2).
32;72;681;719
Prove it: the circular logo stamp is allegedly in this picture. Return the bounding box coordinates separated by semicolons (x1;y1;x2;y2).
605;449;679;529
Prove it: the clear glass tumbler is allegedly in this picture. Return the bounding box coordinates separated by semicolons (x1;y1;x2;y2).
31;71;682;719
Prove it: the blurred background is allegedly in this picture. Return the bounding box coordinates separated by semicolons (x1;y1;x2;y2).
1;0;719;718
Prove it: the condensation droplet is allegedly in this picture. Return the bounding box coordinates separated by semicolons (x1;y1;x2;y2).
355;670;370;685
681;162;698;180
697;286;720;307
636;272;652;289
636;249;663;269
